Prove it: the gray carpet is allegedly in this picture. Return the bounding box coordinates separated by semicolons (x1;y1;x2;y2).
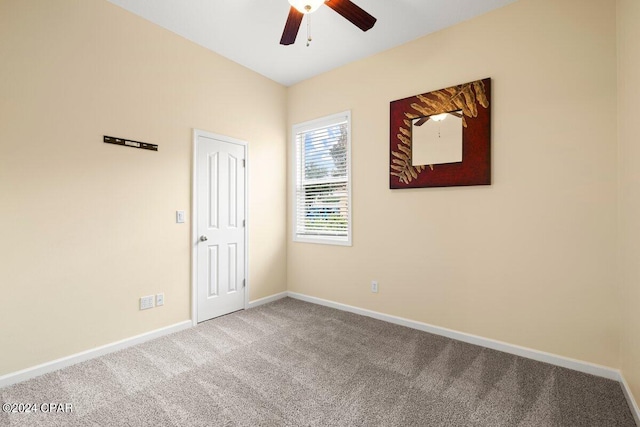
1;297;636;426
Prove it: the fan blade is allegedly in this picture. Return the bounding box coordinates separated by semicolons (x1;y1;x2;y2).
280;7;304;45
414;117;430;127
325;0;376;32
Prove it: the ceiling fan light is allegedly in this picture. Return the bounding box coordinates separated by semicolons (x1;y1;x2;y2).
288;0;325;14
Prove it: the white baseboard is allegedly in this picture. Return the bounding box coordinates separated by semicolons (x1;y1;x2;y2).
620;373;640;425
4;290;638;424
247;291;288;309
1;290;288;389
286;291;621;381
286;291;640;421
0;320;192;389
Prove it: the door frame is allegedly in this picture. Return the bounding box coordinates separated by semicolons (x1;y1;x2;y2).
191;129;249;326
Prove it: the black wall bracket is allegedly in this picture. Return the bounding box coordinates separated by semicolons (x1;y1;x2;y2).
103;135;158;151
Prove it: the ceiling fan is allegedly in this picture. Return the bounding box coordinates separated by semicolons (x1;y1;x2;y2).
280;0;377;46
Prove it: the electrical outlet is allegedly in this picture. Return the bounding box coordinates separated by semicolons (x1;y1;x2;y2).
140;295;154;310
371;280;379;293
156;293;164;306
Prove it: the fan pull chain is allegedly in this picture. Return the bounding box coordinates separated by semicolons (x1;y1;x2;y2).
306;14;312;47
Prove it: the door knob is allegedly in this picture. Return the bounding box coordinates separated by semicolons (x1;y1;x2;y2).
199;235;208;242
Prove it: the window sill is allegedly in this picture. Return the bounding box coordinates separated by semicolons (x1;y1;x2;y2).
293;236;352;247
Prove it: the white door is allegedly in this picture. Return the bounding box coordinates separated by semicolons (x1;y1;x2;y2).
196;132;246;322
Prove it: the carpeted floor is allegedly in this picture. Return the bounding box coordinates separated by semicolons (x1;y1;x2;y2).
1;297;636;426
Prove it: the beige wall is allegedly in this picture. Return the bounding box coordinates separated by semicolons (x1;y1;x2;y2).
0;0;287;375
288;0;620;368
618;0;640;409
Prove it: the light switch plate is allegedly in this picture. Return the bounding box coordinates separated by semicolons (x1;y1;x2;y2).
156;293;164;306
176;210;185;223
371;281;379;293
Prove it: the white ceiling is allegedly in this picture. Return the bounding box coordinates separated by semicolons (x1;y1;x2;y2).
106;0;518;86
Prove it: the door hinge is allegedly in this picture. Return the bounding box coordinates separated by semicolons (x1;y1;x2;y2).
242;279;246;288
243;219;246;227
242;159;246;167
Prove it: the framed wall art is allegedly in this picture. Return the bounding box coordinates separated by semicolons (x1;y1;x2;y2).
389;78;491;189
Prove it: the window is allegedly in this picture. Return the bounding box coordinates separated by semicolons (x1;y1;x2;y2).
293;111;351;246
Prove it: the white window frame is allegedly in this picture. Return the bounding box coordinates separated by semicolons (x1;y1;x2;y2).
292;111;352;246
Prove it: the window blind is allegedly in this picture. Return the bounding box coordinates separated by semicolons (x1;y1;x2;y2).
294;115;350;243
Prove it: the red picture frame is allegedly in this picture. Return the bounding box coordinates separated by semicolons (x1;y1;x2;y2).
389;78;491;189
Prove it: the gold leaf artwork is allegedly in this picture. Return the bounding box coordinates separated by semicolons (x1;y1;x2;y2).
392;79;489;185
